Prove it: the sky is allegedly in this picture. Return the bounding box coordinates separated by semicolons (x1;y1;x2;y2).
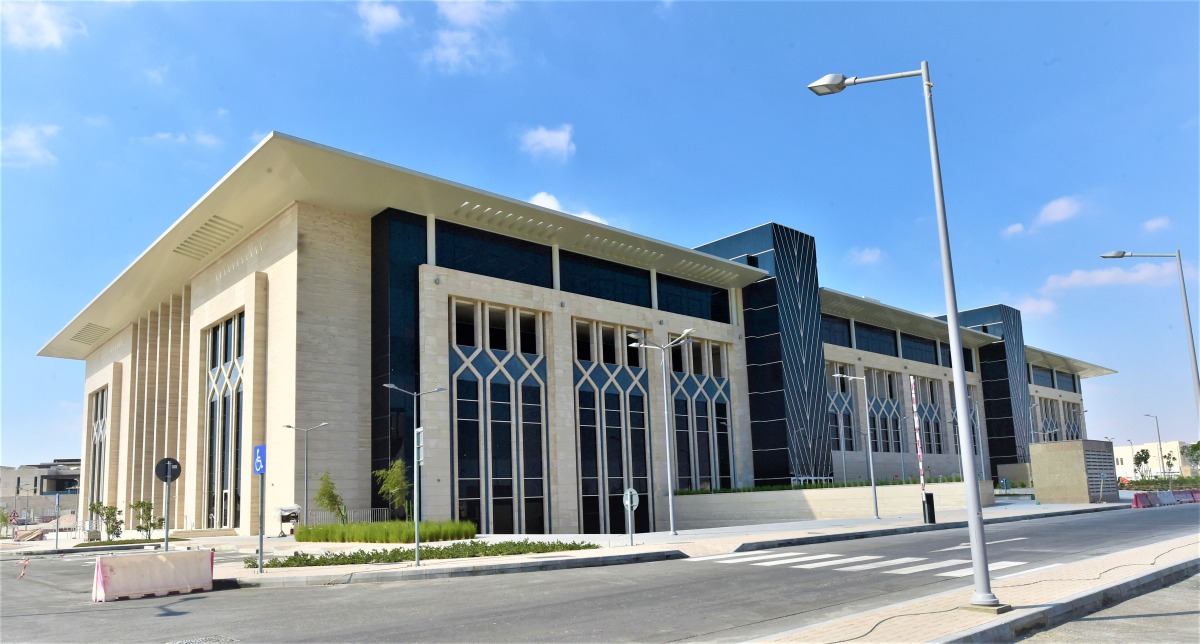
2;1;1197;467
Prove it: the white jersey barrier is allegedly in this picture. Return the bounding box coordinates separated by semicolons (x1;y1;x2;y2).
92;550;214;602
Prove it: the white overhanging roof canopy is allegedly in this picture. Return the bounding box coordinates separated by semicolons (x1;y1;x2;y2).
1024;345;1115;379
820;288;1001;349
41;132;767;360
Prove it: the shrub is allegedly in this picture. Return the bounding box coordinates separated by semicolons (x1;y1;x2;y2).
131;500;165;540
88;502;123;541
246;539;600;568
314;471;347;524
295;519;477;543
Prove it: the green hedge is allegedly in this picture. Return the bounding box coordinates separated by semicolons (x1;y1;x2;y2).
1120;476;1200;491
295;520;476;544
246;538;600;568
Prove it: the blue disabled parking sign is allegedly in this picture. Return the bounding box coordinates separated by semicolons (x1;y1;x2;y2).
253;445;266;474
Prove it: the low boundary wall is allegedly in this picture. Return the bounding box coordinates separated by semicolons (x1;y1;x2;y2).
674;481;994;529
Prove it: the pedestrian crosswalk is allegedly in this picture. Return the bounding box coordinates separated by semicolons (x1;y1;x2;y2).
688;549;1028;579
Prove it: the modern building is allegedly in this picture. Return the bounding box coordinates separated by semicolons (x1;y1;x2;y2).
40;133;1113;536
0;459;81;522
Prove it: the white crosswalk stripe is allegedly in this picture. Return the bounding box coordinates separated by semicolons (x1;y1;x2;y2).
937;561;1027;577
885;559;972;575
717;552;804;564
836;557;926;571
792;555;882;569
752;554;837;567
687;551;782;562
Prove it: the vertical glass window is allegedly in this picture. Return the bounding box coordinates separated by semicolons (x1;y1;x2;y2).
490;381;513;534
604;392;625;535
601;326;617;365
674;397;692;490
670;341;685;374
454;302;476;348
629;394;651;532
518;311;538;355
626;329;643;368
575;321;592;362
695;400;712;488
691;342;705;377
520;384;546;534
205;312;245;529
455;378;481;527
711;345;724;379
714;401;731;490
88;387;108;510
578;389;601;533
488;308;508;352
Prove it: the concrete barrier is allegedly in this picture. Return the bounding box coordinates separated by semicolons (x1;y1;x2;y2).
1131;492;1151;508
92;550;213;602
1154;491;1176;506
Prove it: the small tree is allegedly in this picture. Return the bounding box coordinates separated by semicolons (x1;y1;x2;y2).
373;458;412;520
1164;451;1177;474
314;471;347;524
88;502;124;541
0;510;9;537
131;500;165;540
1184;441;1200;475
1133;449;1151;479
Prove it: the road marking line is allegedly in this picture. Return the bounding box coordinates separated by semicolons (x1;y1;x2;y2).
836;557;926;571
688;551;789;562
938;561;1027;577
717;552;805;564
934;537;1027;552
752;554;839;566
792;556;882;569
995;563;1062;580
885;559;971;574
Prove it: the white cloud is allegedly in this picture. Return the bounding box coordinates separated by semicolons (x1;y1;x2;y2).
1;124;60;167
437;0;512;29
357;0;410;42
847;247;884;265
144;65;169;85
1015;297;1057;318
423;1;512;74
138;130;222;148
520;125;575;162
528;191;608;225
1002;223;1025;237
1034;195;1082;228
1039;262;1177;294
1143;217;1170;232
1;2;87;50
216;107;230;118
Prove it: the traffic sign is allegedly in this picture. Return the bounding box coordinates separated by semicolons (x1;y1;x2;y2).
253;445;266;474
622;488;639;511
155;457;182;483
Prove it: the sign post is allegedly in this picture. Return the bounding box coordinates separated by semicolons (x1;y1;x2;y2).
55;493;60;551
622;488;639;546
155;458;181;551
415;426;423;567
253;445;266;574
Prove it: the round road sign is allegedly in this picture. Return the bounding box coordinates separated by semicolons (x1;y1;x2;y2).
155;457;182;483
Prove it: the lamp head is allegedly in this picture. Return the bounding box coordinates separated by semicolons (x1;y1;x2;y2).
283;424;295;429
677;328;695;341
315;422;330;429
808;73;849;96
383;383;400;392
1100;250;1128;259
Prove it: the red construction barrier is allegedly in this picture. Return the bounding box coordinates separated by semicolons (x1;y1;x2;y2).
1131;492;1151;508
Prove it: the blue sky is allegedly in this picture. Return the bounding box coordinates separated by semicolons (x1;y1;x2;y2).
2;1;1197;467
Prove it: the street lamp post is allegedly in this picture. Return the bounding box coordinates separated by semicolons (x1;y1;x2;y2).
1102;250;1200;426
1144;414;1165;477
283;422;330;525
383;383;446;566
628;328;695;535
834;374;879;519
809;61;1001;608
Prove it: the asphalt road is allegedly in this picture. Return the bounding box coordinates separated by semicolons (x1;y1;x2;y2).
2;505;1196;643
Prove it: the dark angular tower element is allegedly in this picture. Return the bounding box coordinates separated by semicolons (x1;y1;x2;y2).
696;223;831;485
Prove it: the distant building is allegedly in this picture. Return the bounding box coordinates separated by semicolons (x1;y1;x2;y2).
0;459;81;521
40;133;1114;536
1112;441;1196;480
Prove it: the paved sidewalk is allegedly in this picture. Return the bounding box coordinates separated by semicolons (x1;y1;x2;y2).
761;534;1200;643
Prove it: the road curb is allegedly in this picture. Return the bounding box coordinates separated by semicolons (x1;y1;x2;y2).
216;549;688;589
2;542;167;557
937;555;1200;643
732;504;1128;552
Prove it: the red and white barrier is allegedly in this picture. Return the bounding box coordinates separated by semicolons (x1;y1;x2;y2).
92;550;213;602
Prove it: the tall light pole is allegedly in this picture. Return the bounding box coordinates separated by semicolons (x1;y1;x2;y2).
628;328;695;535
834;374;879;519
1144;414;1165;477
284;422;329;525
809;61;1000;608
1102;250;1200;428
383;383;446;566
